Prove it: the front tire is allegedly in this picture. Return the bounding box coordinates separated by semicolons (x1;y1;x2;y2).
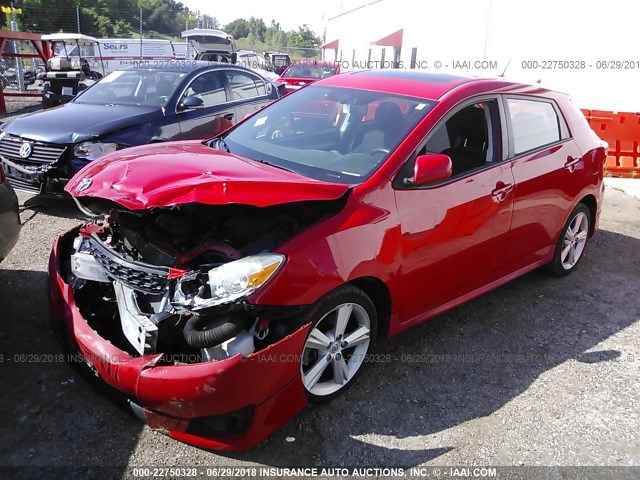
548;203;591;276
300;285;377;404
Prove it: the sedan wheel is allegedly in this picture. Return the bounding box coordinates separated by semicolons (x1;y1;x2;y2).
561;211;589;269
301;285;376;403
548;203;591;276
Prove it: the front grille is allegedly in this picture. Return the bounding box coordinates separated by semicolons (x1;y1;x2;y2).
5;174;41;194
88;235;170;295
0;134;66;165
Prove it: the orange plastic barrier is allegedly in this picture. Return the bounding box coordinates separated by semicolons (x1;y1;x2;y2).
582;109;640;178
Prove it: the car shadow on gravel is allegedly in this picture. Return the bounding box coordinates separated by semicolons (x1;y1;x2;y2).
223;229;639;467
0;268;142;477
20;194;90;222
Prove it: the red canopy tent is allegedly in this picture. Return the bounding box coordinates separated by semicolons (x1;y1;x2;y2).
320;39;339;61
371;29;403;48
370;29;403;68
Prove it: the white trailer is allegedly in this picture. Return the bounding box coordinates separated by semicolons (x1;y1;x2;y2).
51;38;177;78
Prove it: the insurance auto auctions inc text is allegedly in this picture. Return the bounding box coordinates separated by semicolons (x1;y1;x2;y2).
256;466;497;477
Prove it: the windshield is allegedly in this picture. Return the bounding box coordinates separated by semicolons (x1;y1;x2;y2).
283;64;337;79
74;70;186;107
223;86;435;184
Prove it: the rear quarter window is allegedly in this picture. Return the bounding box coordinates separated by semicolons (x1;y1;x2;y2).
507;98;563;155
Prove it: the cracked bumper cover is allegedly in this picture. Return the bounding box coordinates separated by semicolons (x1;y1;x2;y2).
48;233;310;451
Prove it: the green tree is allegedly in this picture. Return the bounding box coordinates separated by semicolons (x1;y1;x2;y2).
200;14;218;29
287;24;321;58
223;18;250;39
247;17;266;43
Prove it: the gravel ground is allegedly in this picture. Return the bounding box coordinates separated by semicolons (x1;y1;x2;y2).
0;184;638;477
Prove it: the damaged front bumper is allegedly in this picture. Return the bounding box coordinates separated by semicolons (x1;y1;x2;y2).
48;229;311;451
1;153;88;195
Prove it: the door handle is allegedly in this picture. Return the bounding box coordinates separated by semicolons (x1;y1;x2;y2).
564;157;581;171
491;182;514;200
223;113;234;121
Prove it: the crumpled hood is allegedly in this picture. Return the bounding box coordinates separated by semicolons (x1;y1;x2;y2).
65;141;350;209
1;103;162;144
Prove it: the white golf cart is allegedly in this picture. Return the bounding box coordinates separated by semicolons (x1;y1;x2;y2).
41;33;105;109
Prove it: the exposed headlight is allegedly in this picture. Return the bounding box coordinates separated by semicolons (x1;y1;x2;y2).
174;254;285;311
74;142;118;161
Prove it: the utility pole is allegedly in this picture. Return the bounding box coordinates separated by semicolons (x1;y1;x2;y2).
76;5;81;34
139;7;143;58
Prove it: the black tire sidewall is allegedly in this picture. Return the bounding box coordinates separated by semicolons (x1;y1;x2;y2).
301;284;377;404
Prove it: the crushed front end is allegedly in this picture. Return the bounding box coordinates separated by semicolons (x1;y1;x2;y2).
48;199;344;449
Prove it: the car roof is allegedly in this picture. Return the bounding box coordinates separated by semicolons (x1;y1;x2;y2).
316;70;517;100
119;61;268;77
288;61;340;67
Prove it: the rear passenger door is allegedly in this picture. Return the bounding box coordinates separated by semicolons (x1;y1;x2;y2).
176;70;235;140
505;96;586;269
224;70;273;121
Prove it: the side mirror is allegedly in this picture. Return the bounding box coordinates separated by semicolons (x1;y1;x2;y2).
275;82;287;97
413;154;453;186
178;96;204;111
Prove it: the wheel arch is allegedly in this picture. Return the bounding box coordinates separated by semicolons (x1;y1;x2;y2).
578;194;597;236
348;276;391;339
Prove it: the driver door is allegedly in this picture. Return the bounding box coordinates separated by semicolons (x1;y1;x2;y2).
177;70;235;140
395;98;516;323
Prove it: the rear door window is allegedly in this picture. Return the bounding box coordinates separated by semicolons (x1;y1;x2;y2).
225;71;266;99
506;98;562;155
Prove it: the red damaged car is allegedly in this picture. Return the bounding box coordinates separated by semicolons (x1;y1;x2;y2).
49;70;605;450
278;61;341;94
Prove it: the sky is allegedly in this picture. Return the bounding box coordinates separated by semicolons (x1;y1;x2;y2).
180;0;334;36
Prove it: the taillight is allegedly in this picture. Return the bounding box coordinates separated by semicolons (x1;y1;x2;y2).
0;163;5;183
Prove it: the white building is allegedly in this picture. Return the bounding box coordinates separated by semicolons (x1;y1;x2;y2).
322;0;640;111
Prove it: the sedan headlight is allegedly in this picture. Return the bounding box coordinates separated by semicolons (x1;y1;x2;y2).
74;142;118;161
174;254;285;311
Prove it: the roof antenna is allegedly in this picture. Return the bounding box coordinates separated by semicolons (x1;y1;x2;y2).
498;57;511;78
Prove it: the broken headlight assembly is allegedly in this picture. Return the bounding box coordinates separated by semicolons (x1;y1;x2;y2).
73;141;118;161
173;254;285;311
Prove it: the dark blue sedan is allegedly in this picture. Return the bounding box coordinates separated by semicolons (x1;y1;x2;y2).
0;62;282;194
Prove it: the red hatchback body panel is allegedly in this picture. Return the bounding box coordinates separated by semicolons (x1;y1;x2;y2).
50;71;605;450
67;141;349;210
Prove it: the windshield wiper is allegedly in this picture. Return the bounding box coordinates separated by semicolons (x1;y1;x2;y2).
251;158;297;174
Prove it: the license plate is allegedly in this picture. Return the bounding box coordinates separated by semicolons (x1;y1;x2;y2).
2;159;37;182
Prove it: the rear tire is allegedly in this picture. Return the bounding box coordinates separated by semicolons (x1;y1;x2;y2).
547;203;591;276
300;285;377;404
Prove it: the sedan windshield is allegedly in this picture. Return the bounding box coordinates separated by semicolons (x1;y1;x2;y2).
223;86;435;184
74;70;186;107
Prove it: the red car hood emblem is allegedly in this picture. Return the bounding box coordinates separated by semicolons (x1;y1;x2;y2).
65;141;349;210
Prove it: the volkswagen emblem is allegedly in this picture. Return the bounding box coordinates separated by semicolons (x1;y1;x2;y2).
75;177;92;193
19;142;33;159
